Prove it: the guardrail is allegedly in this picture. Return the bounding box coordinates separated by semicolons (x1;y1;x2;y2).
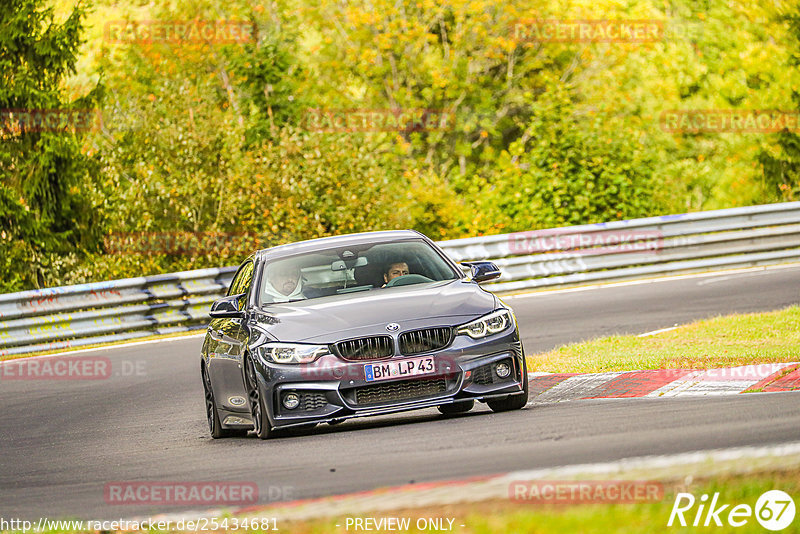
446;201;800;292
0;268;237;356
2;202;799;356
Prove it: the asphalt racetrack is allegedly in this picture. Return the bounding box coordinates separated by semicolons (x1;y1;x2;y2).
1;266;799;520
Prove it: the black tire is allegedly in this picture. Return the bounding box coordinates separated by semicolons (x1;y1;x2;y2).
487;359;529;412
437;400;475;415
202;366;243;438
245;355;272;439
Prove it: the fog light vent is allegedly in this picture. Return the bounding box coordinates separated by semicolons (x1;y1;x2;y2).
495;361;512;379
282;392;300;410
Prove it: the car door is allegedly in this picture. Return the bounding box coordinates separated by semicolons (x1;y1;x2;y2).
206;259;255;408
207;261;252;354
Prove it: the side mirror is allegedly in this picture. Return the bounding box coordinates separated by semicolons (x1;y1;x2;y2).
461;261;501;283
209;294;244;318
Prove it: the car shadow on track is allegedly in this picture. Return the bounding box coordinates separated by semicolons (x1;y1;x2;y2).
215;405;528;441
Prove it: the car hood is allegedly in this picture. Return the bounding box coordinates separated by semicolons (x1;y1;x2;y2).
253;280;497;343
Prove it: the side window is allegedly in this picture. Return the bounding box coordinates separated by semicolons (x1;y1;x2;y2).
226;265;244;296
235;262;255;309
227;261;254;297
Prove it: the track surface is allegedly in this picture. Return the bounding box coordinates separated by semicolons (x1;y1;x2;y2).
1;266;799;520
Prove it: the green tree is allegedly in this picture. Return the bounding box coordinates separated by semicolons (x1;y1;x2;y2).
463;81;660;234
83;1;439;281
759;12;800;202
0;0;101;291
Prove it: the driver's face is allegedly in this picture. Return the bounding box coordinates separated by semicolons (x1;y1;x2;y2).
384;262;410;283
273;267;301;296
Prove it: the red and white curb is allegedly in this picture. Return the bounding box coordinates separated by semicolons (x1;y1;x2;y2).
526;362;800;403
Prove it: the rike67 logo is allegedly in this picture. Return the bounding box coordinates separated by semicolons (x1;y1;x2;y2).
668;490;795;531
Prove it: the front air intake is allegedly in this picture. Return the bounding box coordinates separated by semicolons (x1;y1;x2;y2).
399;327;453;355
335;336;394;361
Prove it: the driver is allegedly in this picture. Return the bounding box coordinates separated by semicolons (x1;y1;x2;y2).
263;263;305;302
383;261;410;286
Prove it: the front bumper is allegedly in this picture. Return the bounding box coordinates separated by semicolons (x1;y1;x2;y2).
235;328;524;430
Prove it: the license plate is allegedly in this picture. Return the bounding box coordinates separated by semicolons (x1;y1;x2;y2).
364;356;435;382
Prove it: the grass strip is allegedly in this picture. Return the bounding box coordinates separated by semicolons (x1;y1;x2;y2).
527;306;800;374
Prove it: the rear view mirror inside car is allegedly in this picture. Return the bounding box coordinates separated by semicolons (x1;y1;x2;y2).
331;256;368;271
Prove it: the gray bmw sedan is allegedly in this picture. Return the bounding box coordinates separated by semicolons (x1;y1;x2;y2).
201;230;528;439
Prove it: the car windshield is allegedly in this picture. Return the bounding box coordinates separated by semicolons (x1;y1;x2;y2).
258;239;459;305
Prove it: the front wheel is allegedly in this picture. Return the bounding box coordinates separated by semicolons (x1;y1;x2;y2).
245;355;272;440
487;359;529;412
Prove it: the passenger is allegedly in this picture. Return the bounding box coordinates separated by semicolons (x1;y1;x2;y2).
382;261;410;286
263;263;305;302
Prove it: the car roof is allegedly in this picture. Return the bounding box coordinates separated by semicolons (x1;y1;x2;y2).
255;230;426;262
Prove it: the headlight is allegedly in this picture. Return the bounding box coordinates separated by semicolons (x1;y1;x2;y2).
257;343;330;364
456;309;513;339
